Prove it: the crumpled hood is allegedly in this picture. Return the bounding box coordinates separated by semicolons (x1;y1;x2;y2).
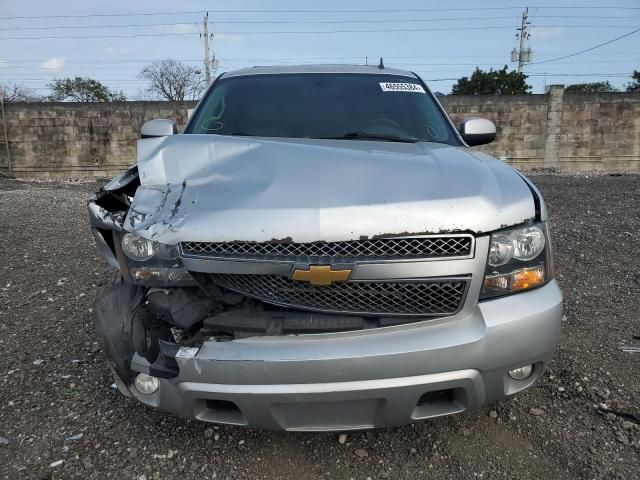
125;135;535;244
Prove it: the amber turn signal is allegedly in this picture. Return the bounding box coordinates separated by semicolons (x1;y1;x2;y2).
510;266;545;291
482;266;545;293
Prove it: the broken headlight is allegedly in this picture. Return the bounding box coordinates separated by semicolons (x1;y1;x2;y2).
480;222;553;300
117;233;194;286
121;233;179;261
122;233;156;261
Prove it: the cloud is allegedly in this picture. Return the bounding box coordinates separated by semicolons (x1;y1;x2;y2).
531;27;565;41
105;46;132;55
40;57;65;72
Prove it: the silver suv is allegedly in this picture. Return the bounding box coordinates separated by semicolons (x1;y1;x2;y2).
89;65;563;431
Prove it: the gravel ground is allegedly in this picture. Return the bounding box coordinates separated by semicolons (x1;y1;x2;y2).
0;174;638;480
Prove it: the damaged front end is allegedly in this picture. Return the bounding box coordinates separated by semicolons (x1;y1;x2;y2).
90;168;404;398
86;135;562;430
89;167;247;395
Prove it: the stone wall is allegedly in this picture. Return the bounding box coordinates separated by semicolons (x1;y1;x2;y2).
0;101;195;177
1;87;639;177
440;86;640;172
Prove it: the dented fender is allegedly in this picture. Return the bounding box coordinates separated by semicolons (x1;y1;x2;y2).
87;165;141;269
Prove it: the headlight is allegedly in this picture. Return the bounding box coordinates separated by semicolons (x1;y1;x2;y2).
122;233;156;261
481;222;551;299
117;233;193;287
487;226;545;266
511;226;545;261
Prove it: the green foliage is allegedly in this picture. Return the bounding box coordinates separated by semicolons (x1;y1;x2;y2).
626;70;640;93
47;77;126;102
451;66;531;95
565;81;619;94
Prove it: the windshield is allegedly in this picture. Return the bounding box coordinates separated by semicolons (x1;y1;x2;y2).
186;73;459;145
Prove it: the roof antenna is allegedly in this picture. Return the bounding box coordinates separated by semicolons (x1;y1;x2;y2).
378;57;384;69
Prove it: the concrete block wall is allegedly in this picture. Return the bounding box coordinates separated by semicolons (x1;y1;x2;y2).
0;101;195;177
440;93;549;169
1;89;639;177
440;87;640;172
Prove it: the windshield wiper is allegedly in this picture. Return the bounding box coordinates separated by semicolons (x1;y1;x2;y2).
221;131;255;136
317;131;419;143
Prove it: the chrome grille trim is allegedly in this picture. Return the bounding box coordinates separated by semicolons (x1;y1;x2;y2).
209;274;470;317
181;235;473;262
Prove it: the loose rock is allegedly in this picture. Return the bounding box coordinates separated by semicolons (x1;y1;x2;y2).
354;449;369;458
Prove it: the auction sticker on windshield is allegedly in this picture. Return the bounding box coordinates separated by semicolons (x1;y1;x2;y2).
379;82;426;93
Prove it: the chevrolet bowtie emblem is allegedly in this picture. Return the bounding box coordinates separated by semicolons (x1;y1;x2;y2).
291;265;352;286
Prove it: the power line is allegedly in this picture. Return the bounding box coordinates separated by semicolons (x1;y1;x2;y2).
2;6;640;20
6;71;634;81
4;16;639;31
526;27;640;65
0;27;512;41
0;32;196;40
0;21;198;32
0;52;636;63
0;17;521;31
1;24;637;40
4;58;637;74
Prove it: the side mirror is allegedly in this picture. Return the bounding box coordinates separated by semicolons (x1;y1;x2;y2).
141;119;177;139
459;117;496;146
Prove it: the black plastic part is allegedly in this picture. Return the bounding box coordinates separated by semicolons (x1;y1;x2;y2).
93;277;148;383
461;132;496;147
517;172;542;220
148;340;181;379
147;288;224;329
203;303;428;337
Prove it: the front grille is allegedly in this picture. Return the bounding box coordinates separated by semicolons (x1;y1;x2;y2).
210;274;469;316
181;235;472;261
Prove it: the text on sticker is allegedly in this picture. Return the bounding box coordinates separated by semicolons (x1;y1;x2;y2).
379;82;426;93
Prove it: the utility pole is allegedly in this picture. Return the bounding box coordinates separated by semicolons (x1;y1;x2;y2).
0;94;11;177
511;7;532;72
201;12;216;83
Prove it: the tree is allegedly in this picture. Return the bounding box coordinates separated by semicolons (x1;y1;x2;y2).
138;59;205;101
565;81;619;94
47;77;126;102
451;66;531;95
0;82;40;102
626;70;640;92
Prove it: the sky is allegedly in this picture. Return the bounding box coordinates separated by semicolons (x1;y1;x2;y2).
1;0;639;98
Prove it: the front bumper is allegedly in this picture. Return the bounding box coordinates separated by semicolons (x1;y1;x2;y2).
127;280;563;431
